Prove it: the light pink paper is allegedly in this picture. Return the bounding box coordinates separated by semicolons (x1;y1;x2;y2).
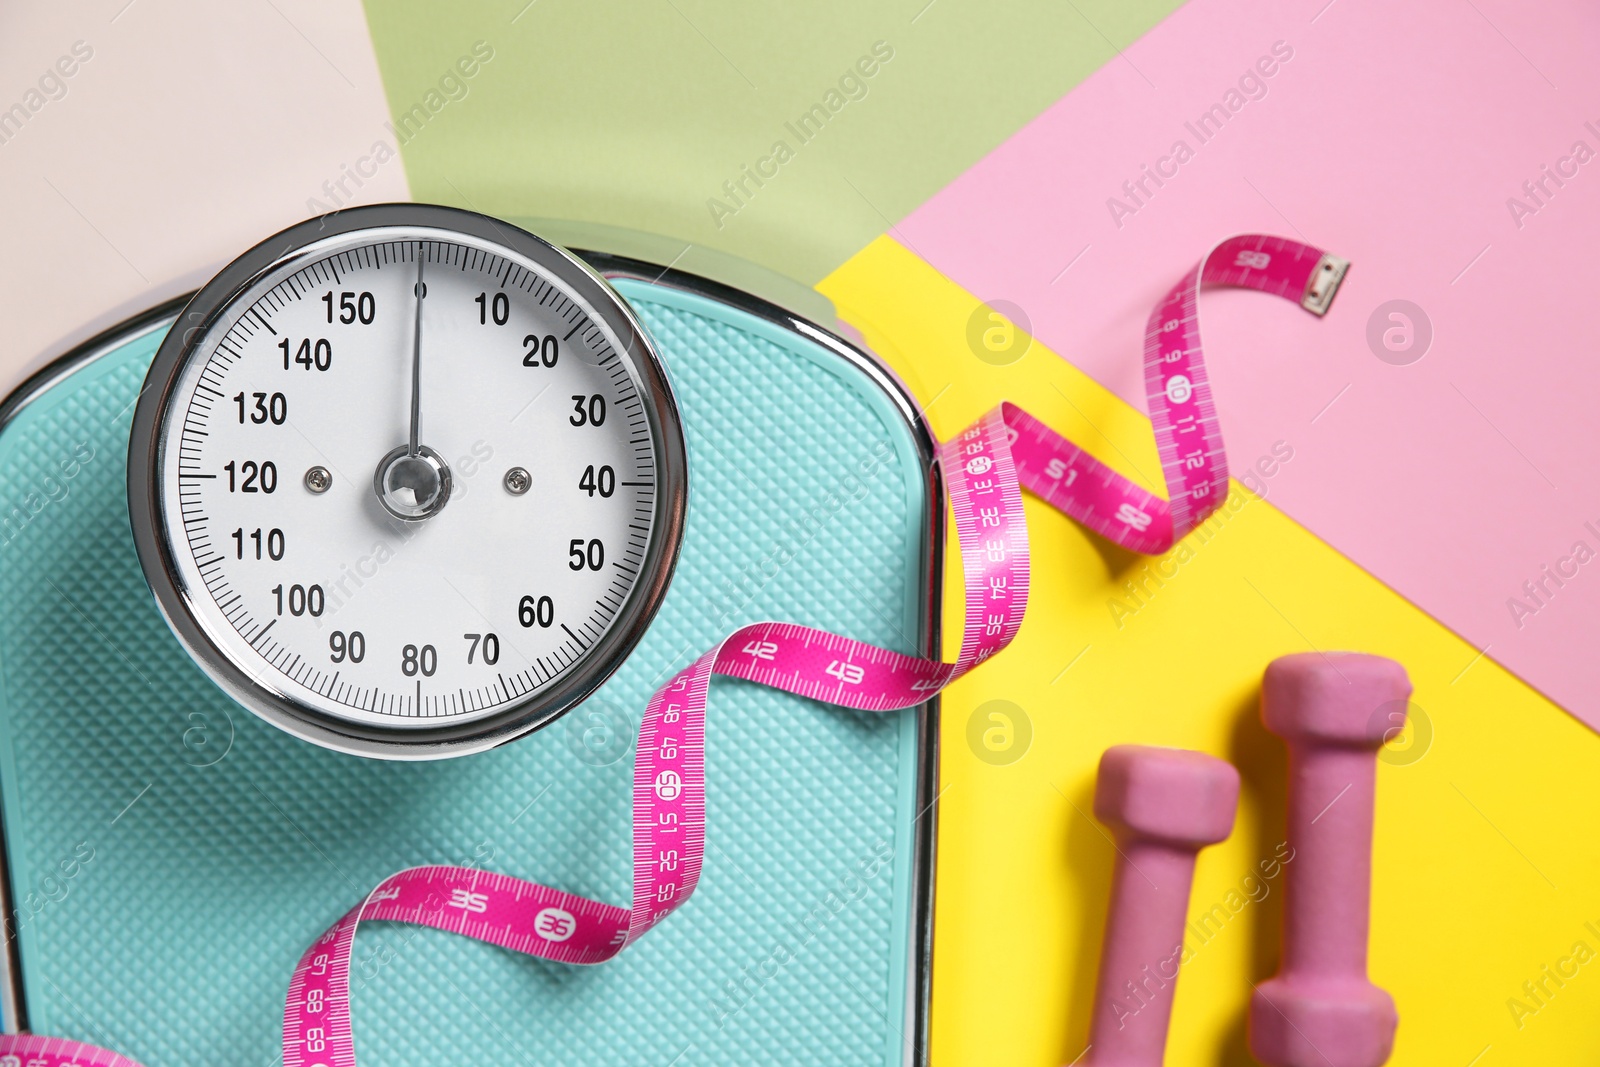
899;0;1600;728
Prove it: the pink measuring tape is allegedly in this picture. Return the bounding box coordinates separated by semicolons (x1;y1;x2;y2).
6;234;1344;1066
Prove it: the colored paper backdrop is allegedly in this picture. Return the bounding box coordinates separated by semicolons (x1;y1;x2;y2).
2;0;1597;1063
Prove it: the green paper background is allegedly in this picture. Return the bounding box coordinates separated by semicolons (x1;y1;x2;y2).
360;0;1184;284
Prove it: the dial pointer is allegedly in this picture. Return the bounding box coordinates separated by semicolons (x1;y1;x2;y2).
375;243;450;521
409;243;424;456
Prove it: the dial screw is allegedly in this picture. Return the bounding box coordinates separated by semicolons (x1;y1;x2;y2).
503;467;531;496
304;466;332;494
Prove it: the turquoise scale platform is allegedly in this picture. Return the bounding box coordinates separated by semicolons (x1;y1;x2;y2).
0;274;933;1066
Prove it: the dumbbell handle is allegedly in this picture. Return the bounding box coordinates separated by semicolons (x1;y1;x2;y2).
1085;841;1200;1063
1078;745;1237;1067
1280;743;1378;978
1250;652;1406;1067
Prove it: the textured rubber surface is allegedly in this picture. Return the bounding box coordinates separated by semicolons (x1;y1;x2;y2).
0;280;929;1066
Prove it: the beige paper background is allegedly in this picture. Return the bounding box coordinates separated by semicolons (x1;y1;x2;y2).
0;0;408;397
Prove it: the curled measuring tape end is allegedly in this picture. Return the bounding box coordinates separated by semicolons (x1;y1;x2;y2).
2;235;1342;1067
1008;235;1347;554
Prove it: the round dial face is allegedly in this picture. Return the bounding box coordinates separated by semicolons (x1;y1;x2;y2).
130;206;686;758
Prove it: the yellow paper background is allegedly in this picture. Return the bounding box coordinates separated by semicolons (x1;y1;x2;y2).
819;236;1600;1066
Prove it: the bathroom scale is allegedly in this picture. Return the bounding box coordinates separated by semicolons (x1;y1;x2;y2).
0;206;940;1065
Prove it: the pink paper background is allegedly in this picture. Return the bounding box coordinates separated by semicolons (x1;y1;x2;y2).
899;0;1600;729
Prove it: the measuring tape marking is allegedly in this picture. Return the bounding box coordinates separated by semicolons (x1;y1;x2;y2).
6;235;1343;1067
1010;235;1344;555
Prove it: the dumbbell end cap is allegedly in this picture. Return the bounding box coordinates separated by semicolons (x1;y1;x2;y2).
1249;976;1397;1067
1262;652;1411;748
1094;745;1240;847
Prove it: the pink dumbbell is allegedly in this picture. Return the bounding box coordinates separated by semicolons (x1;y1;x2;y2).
1250;652;1410;1067
1075;745;1239;1067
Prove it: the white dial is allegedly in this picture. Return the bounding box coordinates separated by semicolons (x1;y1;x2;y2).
130;206;686;758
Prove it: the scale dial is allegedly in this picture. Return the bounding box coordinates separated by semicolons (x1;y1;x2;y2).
129;205;686;758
